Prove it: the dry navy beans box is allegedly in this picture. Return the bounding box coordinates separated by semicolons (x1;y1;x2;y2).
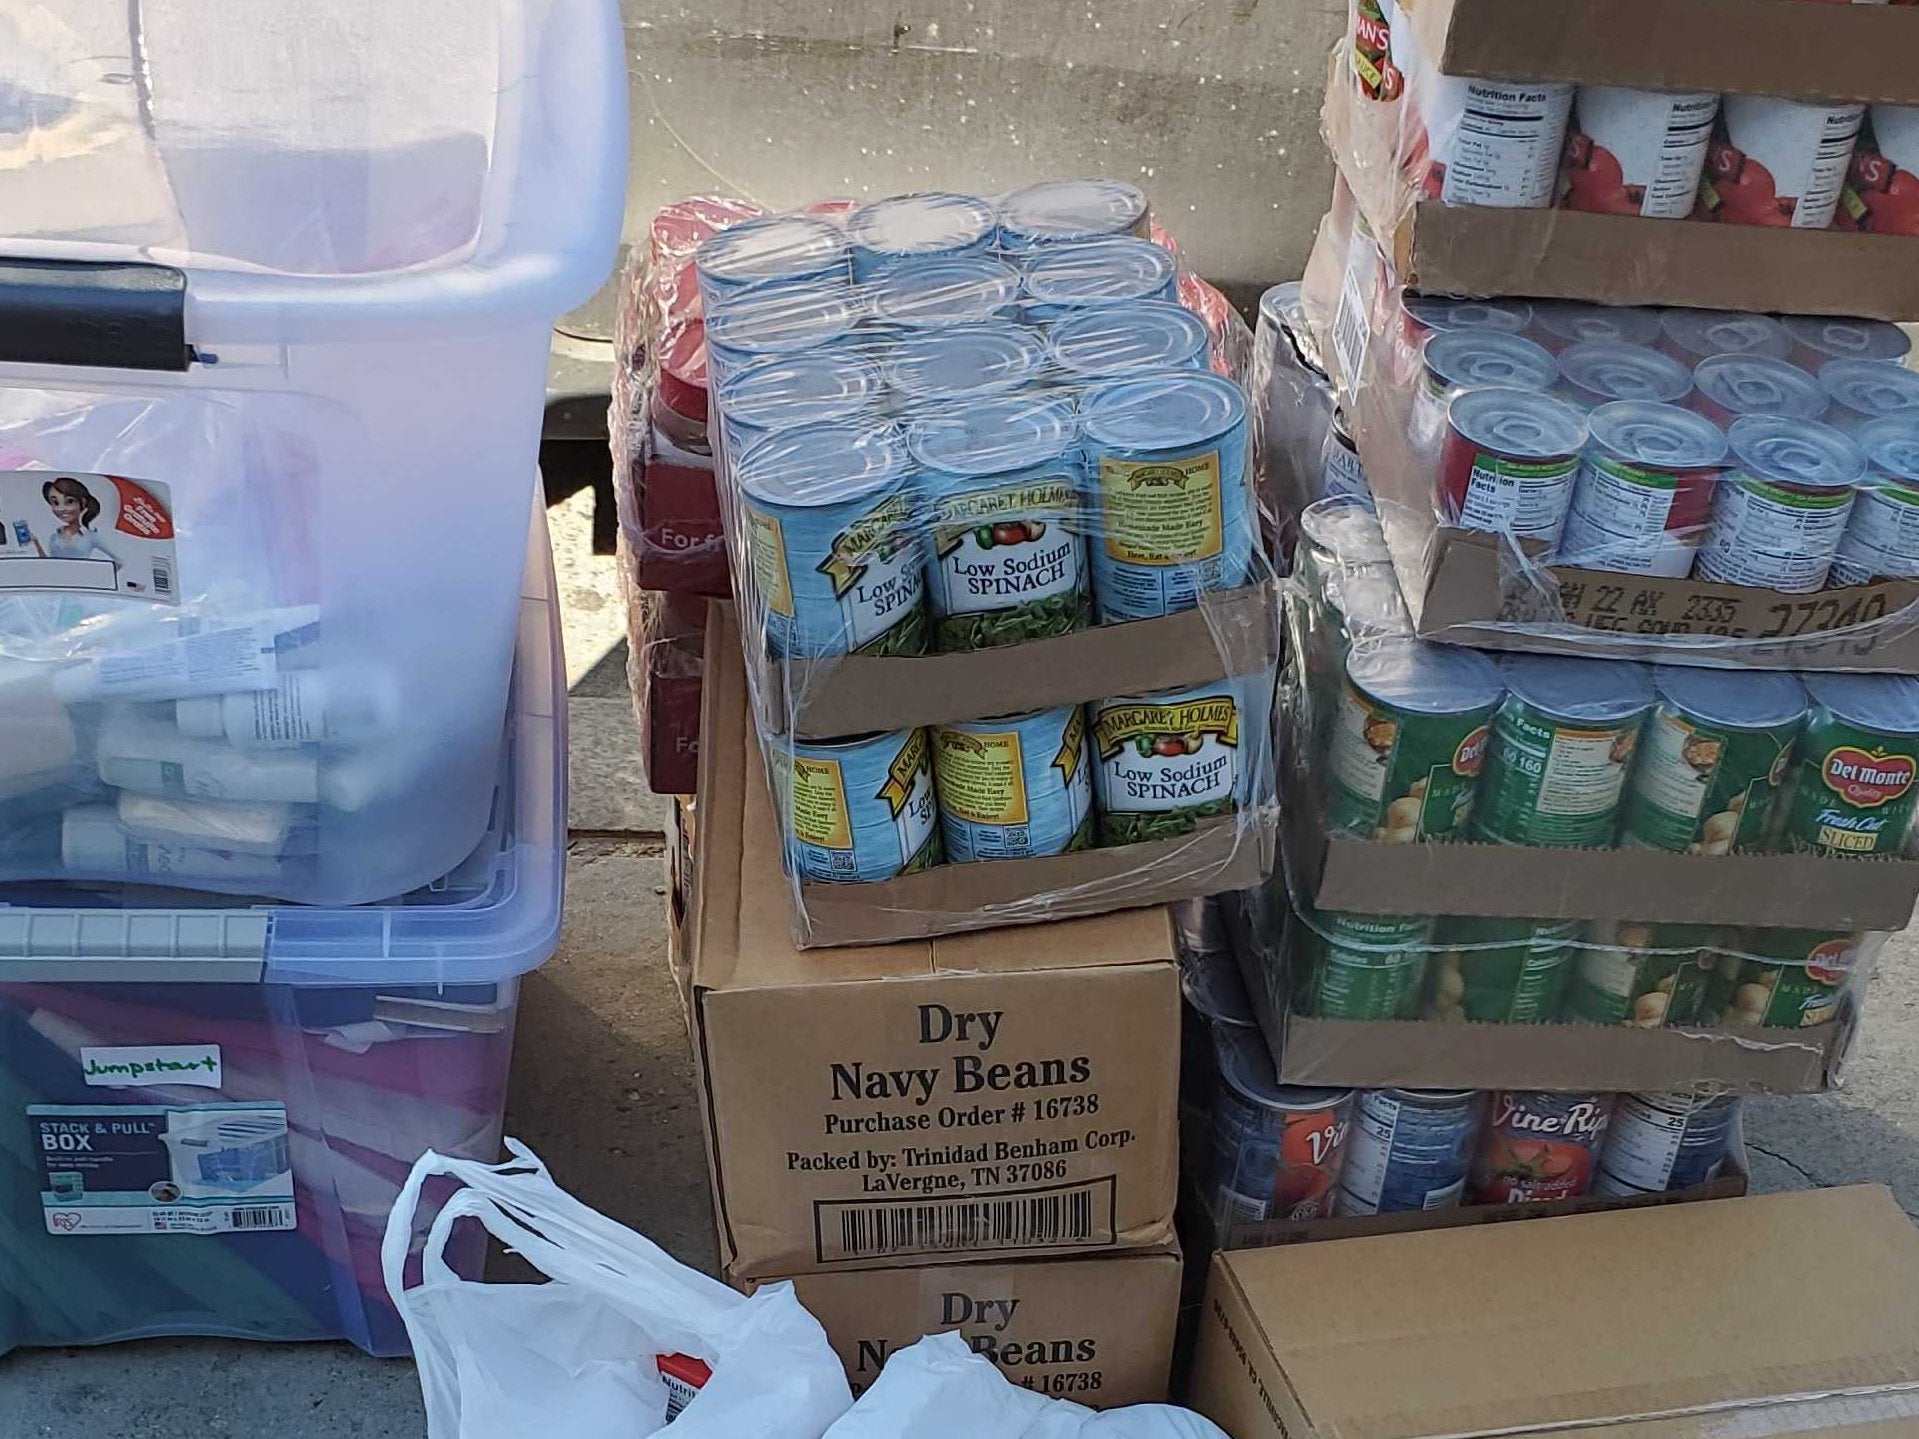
689;616;1180;1281
770;1243;1182;1406
1187;1186;1919;1439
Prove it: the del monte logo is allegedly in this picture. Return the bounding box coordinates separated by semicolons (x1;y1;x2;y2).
1806;938;1857;986
1453;725;1490;778
1821;745;1917;808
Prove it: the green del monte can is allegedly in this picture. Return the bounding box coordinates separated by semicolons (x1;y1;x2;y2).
1780;674;1919;858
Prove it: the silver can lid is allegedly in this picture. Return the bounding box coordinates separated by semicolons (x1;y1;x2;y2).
1820;359;1919;423
1021;238;1177;309
1651;664;1808;731
697;214;849;287
1405;294;1533;335
870;256;1021;328
1782;314;1913;364
1803;672;1919;734
1448;386;1589;461
1300;495;1392;566
1587;401;1728;471
1858;414;1919;484
1693;355;1829;422
1558;343;1693;407
1424;330;1558;393
1497;652;1655;724
735;420;911;509
998;178;1149;245
1727;416;1868;490
1049;300;1211;379
848;191;996;261
1348;636;1505;715
1532;300;1663;349
1659;309;1792;361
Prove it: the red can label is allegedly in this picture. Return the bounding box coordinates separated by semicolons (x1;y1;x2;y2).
1469;1091;1615;1203
1274;1100;1354;1219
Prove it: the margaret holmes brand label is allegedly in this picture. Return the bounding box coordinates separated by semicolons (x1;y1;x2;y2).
1091;690;1242;846
929;478;1090;649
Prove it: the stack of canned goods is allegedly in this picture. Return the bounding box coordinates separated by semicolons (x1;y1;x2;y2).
768;677;1270;883
1402;298;1919;593
1181;942;1742;1222
696;183;1260;665
1283;895;1876;1032
1295;499;1919;860
1364;4;1915;237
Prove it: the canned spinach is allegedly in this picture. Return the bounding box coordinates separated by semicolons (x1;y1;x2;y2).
932;705;1094;861
771;728;943;883
1296;909;1437;1021
1472;654;1655;847
735;422;928;659
1081;371;1253;622
1779;674;1919;858
1711;929;1860;1029
1091;681;1251;845
909;395;1093;651
1561;920;1720;1027
1424;916;1579;1024
1326;639;1503;843
1618;666;1807;854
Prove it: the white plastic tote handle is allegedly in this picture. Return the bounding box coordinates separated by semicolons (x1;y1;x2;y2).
383;1140;852;1439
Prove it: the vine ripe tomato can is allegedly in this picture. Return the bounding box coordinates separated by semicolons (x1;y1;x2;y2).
1831;415;1919;585
1207;1026;1355;1223
1619;665;1808;854
1779;673;1919;857
1469;1090;1616;1203
1326;637;1504;843
1556;401;1727;578
1695;416;1867;593
1690;355;1830;429
1438;387;1590;548
1710;929;1861;1028
1705;97;1866;229
1562;920;1720;1027
1472;654;1655;848
931;706;1094;861
1563;86;1719;220
770;728;943;883
1593;1091;1740;1197
1422;916;1579;1023
908;394;1092;653
1335;1088;1486;1216
1658;308;1793;368
1782;313;1913;372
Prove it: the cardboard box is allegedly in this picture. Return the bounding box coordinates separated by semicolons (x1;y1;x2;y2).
1324;49;1919;320
709;609;1277;949
1188;1186;1919;1439
749;579;1284;742
691;636;1183;1281
776;1245;1181;1407
1192;1153;1747;1253
1400;0;1919;106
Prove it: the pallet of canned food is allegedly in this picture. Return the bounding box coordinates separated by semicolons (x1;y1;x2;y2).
1317;230;1919;669
1278;497;1919;926
691;183;1281;947
1329;0;1919;315
1171;903;1747;1242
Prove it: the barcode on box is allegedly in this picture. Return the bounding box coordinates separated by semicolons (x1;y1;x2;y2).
813;1178;1116;1263
228;1204;296;1231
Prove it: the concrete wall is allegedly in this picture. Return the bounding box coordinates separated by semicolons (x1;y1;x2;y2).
622;0;1345;294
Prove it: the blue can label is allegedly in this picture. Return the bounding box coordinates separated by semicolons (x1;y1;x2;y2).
745;489;927;658
933;706;1094;861
928;477;1091;649
1335;1090;1484;1216
1592;1091;1738;1196
775;728;942;883
1092;687;1243;845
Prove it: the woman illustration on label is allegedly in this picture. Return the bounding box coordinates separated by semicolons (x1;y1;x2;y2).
35;476;131;585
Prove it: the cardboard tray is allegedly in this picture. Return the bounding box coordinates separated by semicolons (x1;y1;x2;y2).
1333;256;1919;669
752;580;1283;741
1194;1154;1747;1252
1324;53;1919;321
1401;0;1919;105
1282;763;1919;931
709;607;1278;948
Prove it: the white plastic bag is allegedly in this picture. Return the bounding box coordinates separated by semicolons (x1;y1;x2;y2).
821;1333;1232;1439
382;1140;853;1439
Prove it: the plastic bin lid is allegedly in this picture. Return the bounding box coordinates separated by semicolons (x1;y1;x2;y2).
0;0;625;337
0;504;566;989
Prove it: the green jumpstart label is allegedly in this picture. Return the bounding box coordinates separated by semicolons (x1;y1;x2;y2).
1327;678;1494;843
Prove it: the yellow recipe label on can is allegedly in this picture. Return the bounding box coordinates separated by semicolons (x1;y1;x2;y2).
745;506;795;619
786;755;853;849
1099;453;1224;567
933;727;1031;826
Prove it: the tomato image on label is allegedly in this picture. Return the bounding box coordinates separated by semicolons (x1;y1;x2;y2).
1469;1091;1614;1203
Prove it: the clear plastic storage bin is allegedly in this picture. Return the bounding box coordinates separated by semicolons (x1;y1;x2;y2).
0;0;622;903
0;509;564;1359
